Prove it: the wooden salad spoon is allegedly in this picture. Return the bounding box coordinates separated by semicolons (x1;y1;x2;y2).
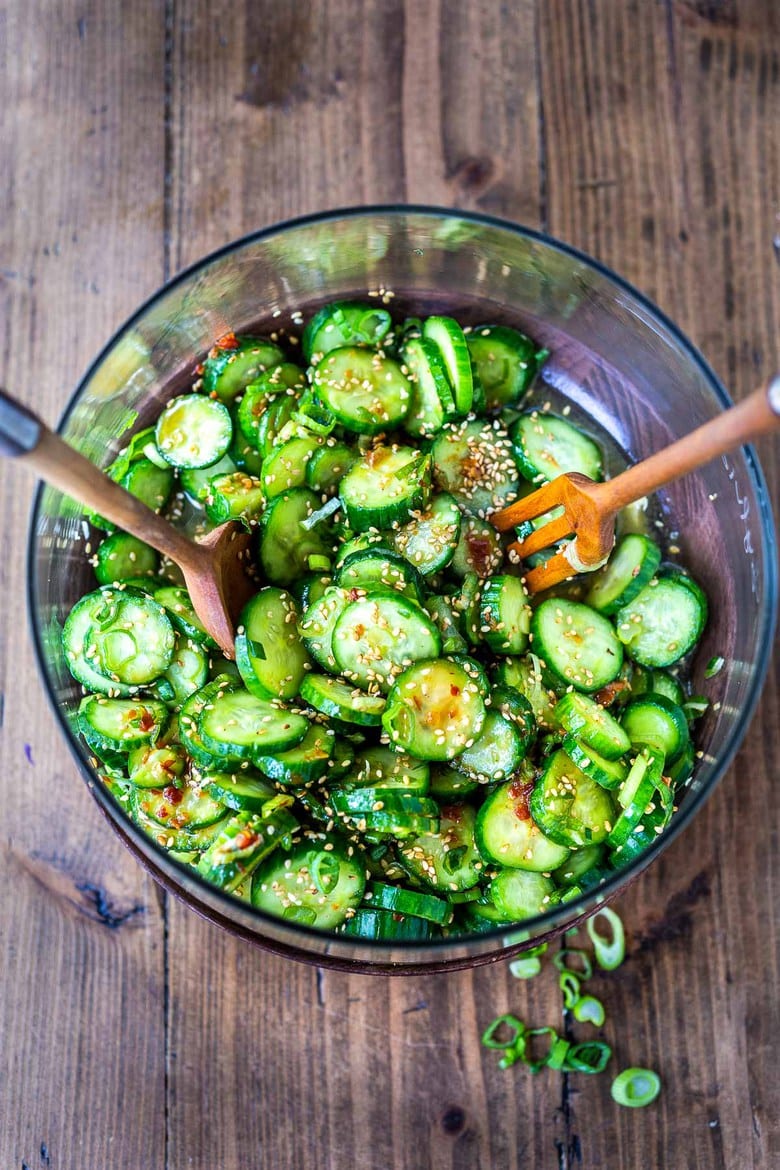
490;374;780;593
0;387;254;657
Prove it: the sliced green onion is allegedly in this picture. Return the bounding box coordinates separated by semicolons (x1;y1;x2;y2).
546;1036;572;1070
564;1041;612;1074
682;695;709;722
586;907;625;970
301;496;342;530
558;970;581;1009
498;1035;527;1069
704;655;725;679
553;948;593;980
611;1067;661;1107
481;1014;525;1050
523;1027;559;1074
572;995;605;1027
510;956;542;980
307;554;332;572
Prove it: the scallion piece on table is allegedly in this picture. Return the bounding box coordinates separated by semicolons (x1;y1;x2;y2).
510;955;543;980
553;947;593;980
572;995;605;1027
611;1067;662;1107
481;1014;525;1050
565;1041;612;1074
586;907;625;970
558;970;581;1009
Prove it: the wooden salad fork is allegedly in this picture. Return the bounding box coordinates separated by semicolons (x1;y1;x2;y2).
0;387;255;657
491;374;780;594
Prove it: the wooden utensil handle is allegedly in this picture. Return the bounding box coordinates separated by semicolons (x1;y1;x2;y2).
0;387;200;567
597;375;780;514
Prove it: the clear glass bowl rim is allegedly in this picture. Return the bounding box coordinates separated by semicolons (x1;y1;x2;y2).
26;203;779;957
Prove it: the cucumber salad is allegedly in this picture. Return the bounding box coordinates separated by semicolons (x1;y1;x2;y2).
63;302;708;940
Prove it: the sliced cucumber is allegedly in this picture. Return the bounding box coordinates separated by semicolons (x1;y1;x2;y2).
202;335;285;401
423;316;474;414
493;653;558;728
204;471;265;523
467;324;548;410
477;574;532;655
299;586;354;672
615;570;707;668
159;632;210;707
79;695;168;754
510;411;603;484
180;451;238;504
299;673;386;727
424;596;468;656
402;336;455;437
178;675;242;770
560;736;628;792
340;907;435;940
302;301;392;362
237;363;306;445
584;533;662;615
137;782;226;830
399;803;484;891
453;709;527;784
154;585;216;649
94;533;159;586
334;547;423;601
382;658;486;761
344;747;430;794
261;435;323;500
339;445;431;532
198;689;310;761
368;882;452;925
63;588;140;696
475;780;570;871
487;868;556;921
235;588;308;701
531;598;623;692
305;441;357;494
200;769;276;811
449;515;504;579
392;493;461;576
155;393;233;469
254;724;337;787
83;588;176;687
333;590;442;692
431;418;519;517
530;749;616;848
312;347;411;434
197;800;298;892
620;694;690;762
251;834;366;929
259;488;334;587
553;692;631;760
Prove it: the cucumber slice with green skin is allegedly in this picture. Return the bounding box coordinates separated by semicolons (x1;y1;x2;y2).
449;515;504;579
137;782;227;830
402;336;456;437
552;842;606;886
667;740;695;787
382;659;486;762
158;632;210;708
331;788;439;821
339;446;432;532
63;589;141;696
292;572;333;611
202;335;286;401
423;316;474;415
119;456;175;514
252;834;367;930
312;347;411;434
457;900;515;932
79;695;169;753
630;666;685;706
620;694;690;761
83;589;177;687
531;598;623;693
305;441;357;494
155;394;233;469
199;769;276;811
477;574;532;654
493;654;558;728
237;363;307;445
359;809;440;838
393;493;461;576
553;692;631;760
432;419;520;518
453;709;527;784
204;471;266;523
510;411;603;484
132;800;231;853
261;435;323;499
299;674;386;727
128;743;187;789
335;547;424;602
584;534;662;615
424;596;468;655
197;800;299;892
607;748;668;849
254;724;337;786
615;570;707;668
235;588;308;701
299;586;355;672
560;735;628;792
333;591;442;693
302;301;393;362
340;907;435;940
256;392;301;459
367;882;452;925
428;764;479;798
466;324;548;410
399;803;484;891
154;585;217;649
452;572;483;646
198;690;310;762
178;676;243;770
475;780;571;870
230;425;266;476
530;749;616;848
334;531;389;567
342;747;430;794
490;687;537;755
95;533;159;586
180;451;238;503
487;868;556;921
259;488;334;588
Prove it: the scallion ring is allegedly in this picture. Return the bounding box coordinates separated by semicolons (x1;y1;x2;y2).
510;956;542;980
546;1037;572;1071
552;947;593;980
564;1041;612;1074
558;970;581;1009
481;1014;525;1050
572;995;605;1027
586;907;625;970
611;1067;661;1107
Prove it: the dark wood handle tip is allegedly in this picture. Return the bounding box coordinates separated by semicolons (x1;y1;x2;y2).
0;387;43;457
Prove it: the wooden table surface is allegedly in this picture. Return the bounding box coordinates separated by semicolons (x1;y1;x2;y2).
2;2;778;1167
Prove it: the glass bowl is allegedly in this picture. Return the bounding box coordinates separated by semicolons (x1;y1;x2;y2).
27;206;777;973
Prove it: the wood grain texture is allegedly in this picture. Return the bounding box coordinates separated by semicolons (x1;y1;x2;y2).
1;1;778;1168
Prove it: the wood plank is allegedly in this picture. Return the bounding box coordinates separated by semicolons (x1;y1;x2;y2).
0;3;168;1168
539;1;780;1167
164;5;555;1170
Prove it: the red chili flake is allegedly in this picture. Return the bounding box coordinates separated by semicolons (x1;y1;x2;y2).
195;362;205;376
508;778;534;820
208;332;239;359
450;685;461;697
163;785;184;805
235;829;259;850
592;679;631;706
348;588;362;602
137;710;156;733
466;533;495;576
441;804;463;823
